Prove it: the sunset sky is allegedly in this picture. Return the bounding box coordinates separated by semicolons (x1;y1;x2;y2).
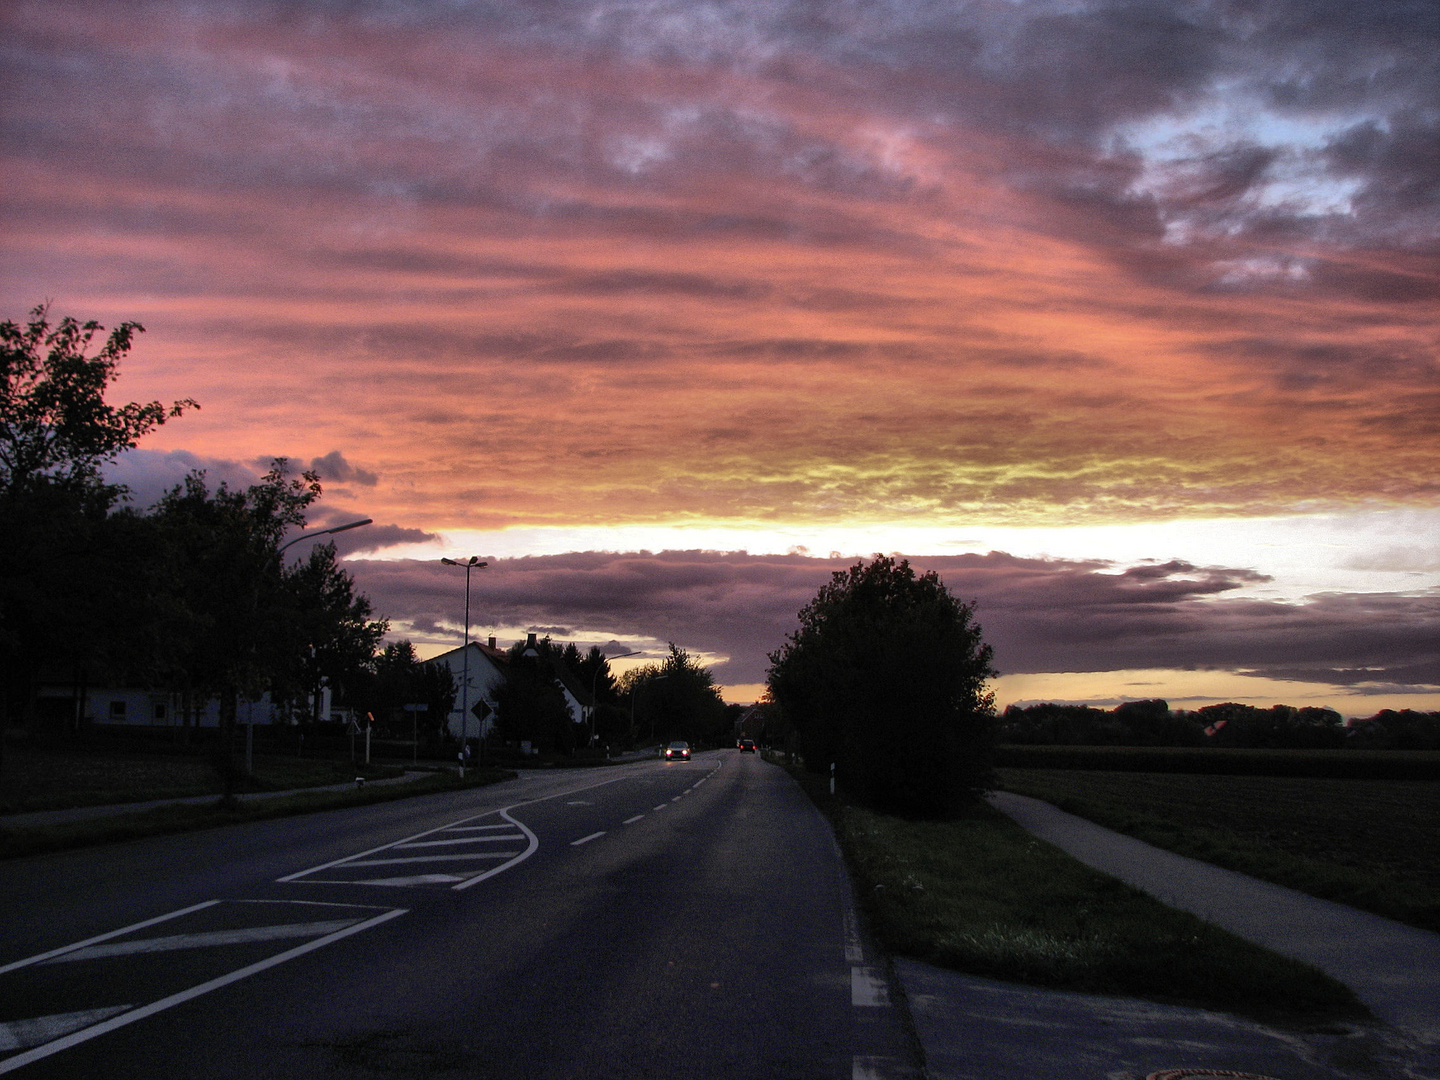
3;0;1436;711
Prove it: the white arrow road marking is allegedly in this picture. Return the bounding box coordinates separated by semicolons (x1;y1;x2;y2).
0;1007;132;1052
0;907;406;1076
41;919;363;962
851;967;890;1007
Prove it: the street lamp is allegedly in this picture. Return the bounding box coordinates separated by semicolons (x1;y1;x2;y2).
278;517;373;554
440;556;487;752
589;649;640;747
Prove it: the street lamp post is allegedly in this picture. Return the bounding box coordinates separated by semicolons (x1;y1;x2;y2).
440;557;487;757
244;518;371;778
589;649;640;749
278;518;373;555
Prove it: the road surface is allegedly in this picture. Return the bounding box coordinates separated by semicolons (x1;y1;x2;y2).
0;751;919;1078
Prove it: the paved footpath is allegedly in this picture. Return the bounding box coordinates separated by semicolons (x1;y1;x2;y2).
985;790;1440;1043
890;791;1440;1080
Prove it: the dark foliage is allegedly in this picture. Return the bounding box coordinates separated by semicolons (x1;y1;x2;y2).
767;556;996;817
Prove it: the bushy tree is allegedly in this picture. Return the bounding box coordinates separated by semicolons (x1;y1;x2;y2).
1;305;195;782
495;638;576;752
768;556;996;817
0;304;194;498
619;644;727;746
274;542;388;721
348;642;455;743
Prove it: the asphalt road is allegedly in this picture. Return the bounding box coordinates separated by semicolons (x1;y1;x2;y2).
0;751;920;1079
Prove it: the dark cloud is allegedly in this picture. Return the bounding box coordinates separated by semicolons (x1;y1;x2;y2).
310;450;378;487
345;550;1439;703
103;449;263;509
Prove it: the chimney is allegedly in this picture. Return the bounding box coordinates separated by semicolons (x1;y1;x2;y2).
525;633;537;648
487;636;496;649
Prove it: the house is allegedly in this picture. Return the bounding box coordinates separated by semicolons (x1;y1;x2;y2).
427;637;509;741
31;676;304;731
426;634;594;746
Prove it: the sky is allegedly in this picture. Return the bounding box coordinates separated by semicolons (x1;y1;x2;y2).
3;0;1436;711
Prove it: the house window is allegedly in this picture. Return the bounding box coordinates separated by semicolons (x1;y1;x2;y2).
109;700;127;720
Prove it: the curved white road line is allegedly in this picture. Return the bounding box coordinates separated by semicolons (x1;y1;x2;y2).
453;809;538;890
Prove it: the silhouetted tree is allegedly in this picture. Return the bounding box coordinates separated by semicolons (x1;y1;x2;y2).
768;556;996;817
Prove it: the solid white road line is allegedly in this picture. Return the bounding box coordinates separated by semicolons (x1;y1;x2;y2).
0;1007;132;1052
0;900;222;976
347;874;471;887
851;967;890;1007
439;824;518;832
41;919;362;962
452;809;538;891
0;908;407;1075
570;832;605;846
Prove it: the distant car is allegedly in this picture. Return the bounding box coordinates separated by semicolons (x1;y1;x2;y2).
738;738;757;753
664;740;691;761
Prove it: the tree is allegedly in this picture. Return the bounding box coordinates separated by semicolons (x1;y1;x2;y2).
619;643;727;746
273;542;388;722
1;305;194;785
494;638;576;753
348;642;456;745
1;304;195;498
150;461;320;792
767;556;996;817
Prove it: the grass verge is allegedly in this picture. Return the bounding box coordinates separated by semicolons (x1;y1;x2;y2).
783;762;1367;1028
997;768;1440;934
0;767;514;860
0;747;405;813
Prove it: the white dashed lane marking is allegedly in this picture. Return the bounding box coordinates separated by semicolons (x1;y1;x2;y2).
852;966;890;1007
623;814;645;824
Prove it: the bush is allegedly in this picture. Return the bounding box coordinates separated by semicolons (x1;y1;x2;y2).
767;556;996;817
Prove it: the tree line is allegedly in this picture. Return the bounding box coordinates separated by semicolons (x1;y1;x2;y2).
1000;700;1440;750
0;305;411;787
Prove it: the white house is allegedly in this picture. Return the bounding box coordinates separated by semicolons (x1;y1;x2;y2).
426;634;593;745
428;638;509;741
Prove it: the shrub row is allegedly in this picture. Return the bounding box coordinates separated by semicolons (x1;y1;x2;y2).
993;744;1440;779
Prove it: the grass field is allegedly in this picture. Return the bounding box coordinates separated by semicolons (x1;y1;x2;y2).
786;764;1364;1027
997;768;1440;933
0;766;514;860
0;745;403;813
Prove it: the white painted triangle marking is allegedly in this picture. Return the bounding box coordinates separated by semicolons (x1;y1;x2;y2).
42;919;362;962
0;1006;132;1052
394;835;522;848
351;873;470;886
345;852;520;866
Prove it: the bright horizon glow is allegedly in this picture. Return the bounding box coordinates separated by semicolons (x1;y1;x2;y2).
374;506;1440;603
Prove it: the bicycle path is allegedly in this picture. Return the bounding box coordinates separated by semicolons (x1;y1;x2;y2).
984;790;1440;1043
